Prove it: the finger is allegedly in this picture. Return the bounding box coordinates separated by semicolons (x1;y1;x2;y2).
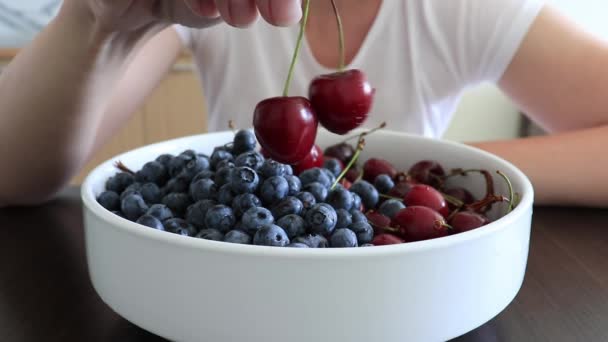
255;0;301;27
214;0;259;28
183;0;220;18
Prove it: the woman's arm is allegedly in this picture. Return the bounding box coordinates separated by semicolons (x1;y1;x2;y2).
475;5;608;207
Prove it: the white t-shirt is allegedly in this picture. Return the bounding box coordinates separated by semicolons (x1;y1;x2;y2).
174;0;545;138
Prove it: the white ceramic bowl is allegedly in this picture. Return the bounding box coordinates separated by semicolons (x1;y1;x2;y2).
81;129;534;342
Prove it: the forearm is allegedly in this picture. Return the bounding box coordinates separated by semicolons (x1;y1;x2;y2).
471;125;608;208
0;3;163;206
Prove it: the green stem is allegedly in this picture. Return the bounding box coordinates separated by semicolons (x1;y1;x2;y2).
496;170;515;213
282;0;311;97
332;139;365;189
330;0;345;71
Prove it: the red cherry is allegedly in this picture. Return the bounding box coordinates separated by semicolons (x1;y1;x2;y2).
408;160;445;188
340;178;352;189
444;187;476;210
324;143;355;165
363;158;397;183
388;182;415;199
403;184;449;218
393;206;449;241
345;168;361;183
372;234;405;246
365;210;392;233
449;211;489;233
253;97;318;164
309;69;374;134
293;144;324;175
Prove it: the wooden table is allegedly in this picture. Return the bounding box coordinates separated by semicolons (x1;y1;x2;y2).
1;187;607;342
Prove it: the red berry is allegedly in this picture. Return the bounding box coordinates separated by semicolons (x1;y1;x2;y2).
253;96;318;164
408;160;445;188
449;211;489;233
365;210;392;232
345;168;361;183
293;144;324;175
340;178;352;189
309;69;374;134
403;184;449;217
363;158;397;183
444;187;476;210
372;234;405;246
393;206;449;241
388;182;414;199
324;143;355;165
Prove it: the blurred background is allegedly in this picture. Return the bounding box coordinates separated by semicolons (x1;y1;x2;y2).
0;0;604;182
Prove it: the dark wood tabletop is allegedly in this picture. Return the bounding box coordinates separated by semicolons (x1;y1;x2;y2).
1;187;608;342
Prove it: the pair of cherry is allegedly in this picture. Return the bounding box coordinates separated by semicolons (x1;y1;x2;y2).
253;0;374;166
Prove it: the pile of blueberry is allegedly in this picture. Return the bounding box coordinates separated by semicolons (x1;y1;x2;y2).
97;130;376;248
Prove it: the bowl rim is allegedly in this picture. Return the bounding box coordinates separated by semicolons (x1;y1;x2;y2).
81;129;534;259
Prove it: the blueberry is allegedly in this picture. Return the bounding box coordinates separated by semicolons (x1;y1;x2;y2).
106;172;135;193
349;221;374;245
230;166;259;194
161;192;192;216
111;210;125;219
216;159;235;171
136;161;168;186
163;177;190;194
97;191;120;211
253;224;290;247
350;210;367;223
146;204;174;222
210;149;234;171
121;182;143;199
224;229;252;245
259;159;286;178
271;196;303;219
214;165;235;188
302;182;328;203
293;233;329;248
141;183;162;204
351;192;362;211
121;193;149;221
335;209;353;228
168;155;191;178
284;175;302;196
350;180;379;210
326;186;354;211
330;228;358;248
287;243;309;248
276;214;307;239
323;158;342;177
192;170;215;183
260;176;289;205
185;199;217;229
322;169;336;187
179;157;210;181
204;205;236;233
232;193;262;217
218;184;236;205
241;207;274;234
305;203;338;236
295;191;317;212
284;164;294;176
235;151;264;171
136;215;164;230
180;149;198;158
374;174;395;194
196;228;225;241
164;218;197;236
378;199;406;219
233;130;257;155
299;168;331;188
190;179;217;202
155;154;174;168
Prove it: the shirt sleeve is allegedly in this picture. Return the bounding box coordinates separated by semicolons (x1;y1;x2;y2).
173;24;194;51
413;0;546;85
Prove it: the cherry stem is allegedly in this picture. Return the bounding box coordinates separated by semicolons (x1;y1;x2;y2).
114;161;135;175
228;120;236;133
332;138;366;189
379;194;404;202
282;0;311;97
341;122;387;143
440;191;465;208
330;0;345;71
496;170;515;213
